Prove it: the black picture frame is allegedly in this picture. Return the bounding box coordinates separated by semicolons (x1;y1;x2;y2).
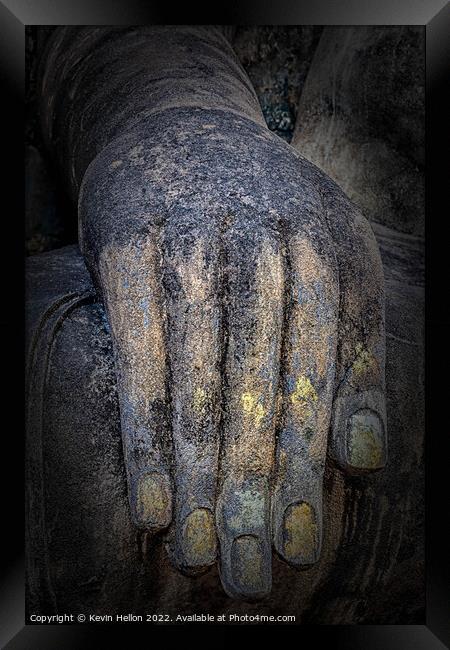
2;1;449;647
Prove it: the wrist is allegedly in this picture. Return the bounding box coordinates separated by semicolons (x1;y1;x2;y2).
39;26;265;199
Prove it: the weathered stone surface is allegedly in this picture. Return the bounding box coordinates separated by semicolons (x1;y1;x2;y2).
287;26;424;621
24;26;426;615
27;26;318;249
38;26;266;203
30;24;390;603
292;26;425;237
74;102;386;598
25;227;423;621
232;27;323;142
26;26;425;248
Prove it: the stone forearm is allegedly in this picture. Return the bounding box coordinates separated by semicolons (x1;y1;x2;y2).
39;26;265;200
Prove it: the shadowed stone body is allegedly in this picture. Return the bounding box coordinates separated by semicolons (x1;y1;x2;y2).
292;26;424;237
29;25;393;603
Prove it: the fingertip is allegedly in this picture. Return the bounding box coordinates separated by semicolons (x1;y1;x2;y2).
346;409;387;472
332;391;387;474
283;501;320;566
132;470;172;531
274;500;321;567
228;534;271;600
217;476;272;601
179;508;217;572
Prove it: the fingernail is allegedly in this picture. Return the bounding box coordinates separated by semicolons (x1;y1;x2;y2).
230;535;269;598
347;409;386;470
282;501;319;564
182;508;217;568
135;472;172;530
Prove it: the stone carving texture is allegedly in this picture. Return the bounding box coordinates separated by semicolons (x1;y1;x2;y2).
292;26;424;236
26;26;423;618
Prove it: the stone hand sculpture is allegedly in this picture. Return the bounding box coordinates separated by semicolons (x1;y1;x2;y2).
39;26;386;600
